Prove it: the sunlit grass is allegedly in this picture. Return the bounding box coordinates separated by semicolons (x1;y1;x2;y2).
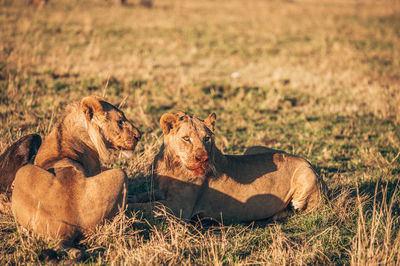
0;0;399;264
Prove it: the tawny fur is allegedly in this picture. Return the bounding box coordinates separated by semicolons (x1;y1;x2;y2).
12;96;141;243
129;112;325;222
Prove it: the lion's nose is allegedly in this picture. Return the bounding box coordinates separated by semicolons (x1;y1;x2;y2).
195;154;208;163
133;127;141;141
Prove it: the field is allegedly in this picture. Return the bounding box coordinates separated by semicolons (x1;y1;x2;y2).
1;0;400;264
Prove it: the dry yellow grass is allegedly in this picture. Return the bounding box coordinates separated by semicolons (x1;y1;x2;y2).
0;0;399;264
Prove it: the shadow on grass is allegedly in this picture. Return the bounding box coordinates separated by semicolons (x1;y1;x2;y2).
354;180;400;220
329;178;400;218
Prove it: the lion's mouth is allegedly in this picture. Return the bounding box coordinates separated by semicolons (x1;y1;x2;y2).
186;162;209;175
118;143;138;156
107;141;138;157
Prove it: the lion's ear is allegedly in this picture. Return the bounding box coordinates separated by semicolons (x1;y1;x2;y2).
81;96;104;120
160;113;177;135
204;112;216;132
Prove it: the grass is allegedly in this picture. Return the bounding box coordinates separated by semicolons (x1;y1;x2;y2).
0;0;399;264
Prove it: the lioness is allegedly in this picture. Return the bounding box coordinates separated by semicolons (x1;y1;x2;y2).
129;112;324;222
12;96;141;243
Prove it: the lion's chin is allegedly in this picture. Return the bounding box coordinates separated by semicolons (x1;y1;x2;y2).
192;168;207;175
107;142;137;158
119;149;135;158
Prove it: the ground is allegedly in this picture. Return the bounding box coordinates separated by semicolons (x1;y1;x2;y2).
0;0;399;264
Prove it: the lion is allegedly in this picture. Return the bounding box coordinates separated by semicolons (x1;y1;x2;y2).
128;111;324;222
12;96;141;244
0;134;41;213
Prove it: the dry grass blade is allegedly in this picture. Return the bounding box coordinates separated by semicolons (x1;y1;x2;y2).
351;181;400;265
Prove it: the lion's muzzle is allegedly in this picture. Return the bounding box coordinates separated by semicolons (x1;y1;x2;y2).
132;127;141;142
124;124;142;150
186;152;209;175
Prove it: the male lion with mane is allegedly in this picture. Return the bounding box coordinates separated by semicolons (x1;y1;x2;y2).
12;96;141;244
129;111;324;222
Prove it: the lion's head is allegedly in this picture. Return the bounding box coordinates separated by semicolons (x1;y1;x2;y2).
160;111;216;177
80;96;141;160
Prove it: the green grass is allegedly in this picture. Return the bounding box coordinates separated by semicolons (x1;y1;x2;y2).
1;0;399;264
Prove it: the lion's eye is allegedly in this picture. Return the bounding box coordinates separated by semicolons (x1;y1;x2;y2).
182;136;190;142
204;136;210;142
